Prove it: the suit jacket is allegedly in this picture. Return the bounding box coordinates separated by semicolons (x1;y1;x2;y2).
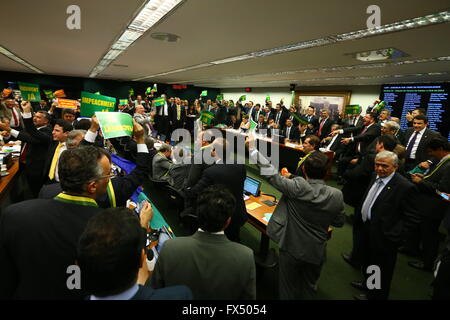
42;141;61;183
305;114;319;130
150;231;256;300
188;163;248;228
0;199;101;299
152;152;174;183
343;123;381;155
168;104;186;123
413;156;450;220
253;150;345;265
130;284;192;300
360;172;420;250
402;128;441;166
255;121;268;133
274;109;290;130
39;152;151;208
0;106;24;129
281;125;300;142
17;117;52;178
317;117;334;140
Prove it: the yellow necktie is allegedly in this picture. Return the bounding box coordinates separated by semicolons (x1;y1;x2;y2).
177;105;181;120
48;143;63;180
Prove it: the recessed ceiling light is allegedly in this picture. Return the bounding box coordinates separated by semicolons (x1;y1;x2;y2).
151;32;181;42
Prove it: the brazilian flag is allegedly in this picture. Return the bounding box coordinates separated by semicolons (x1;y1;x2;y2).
290;112;308;125
344;105;362;115
199;111;214;125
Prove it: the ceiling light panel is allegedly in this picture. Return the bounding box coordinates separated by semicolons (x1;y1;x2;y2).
0;45;44;74
89;0;183;78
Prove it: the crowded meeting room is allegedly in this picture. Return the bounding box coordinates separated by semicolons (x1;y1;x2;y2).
0;0;449;304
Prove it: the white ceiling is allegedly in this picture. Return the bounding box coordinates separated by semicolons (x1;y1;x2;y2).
0;0;449;88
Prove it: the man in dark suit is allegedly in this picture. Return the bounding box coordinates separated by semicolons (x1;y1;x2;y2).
186;138;247;242
316;109;334;140
341;135;397;269
169;97;186;133
281;119;300;142
151;185;255;299
407;137;450;271
39;119;151;209
250;103;262;122
255;114;268;133
0;146;113;299
0;101;52;196
43;119;73;185
155;94;171;141
402;115;441;172
336;112;381;157
304;106;319;133
249;140;345;299
273;103;289;131
78;207;192;300
352;151;419;300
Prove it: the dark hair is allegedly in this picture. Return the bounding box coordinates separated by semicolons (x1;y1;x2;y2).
59;146;110;194
77;207;145;297
425;136;450;152
62;108;76;116
413;114;428;123
308;106;315;111
55;119;73;132
36;111;51;123
303;152;328;179
377;134;397;151
144;137;155;150
74;119;91;130
196;185;236;232
367;112;378;121
414;108;426;116
305;135;320;150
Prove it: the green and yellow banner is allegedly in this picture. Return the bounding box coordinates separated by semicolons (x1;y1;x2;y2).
119;99;128;105
200;90;208;97
18;82;41;102
80;91;116;117
95;112;133;139
290;112;308;125
344;105;362;115
199;111;214;125
153;97;165;107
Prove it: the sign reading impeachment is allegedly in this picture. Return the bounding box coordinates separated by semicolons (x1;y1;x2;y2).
80;91;116;117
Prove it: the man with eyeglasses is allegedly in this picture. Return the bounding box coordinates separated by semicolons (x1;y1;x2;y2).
0;146;115;299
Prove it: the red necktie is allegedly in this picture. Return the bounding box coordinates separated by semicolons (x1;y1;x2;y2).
11;108;19;127
20;142;29;163
318;119;326;137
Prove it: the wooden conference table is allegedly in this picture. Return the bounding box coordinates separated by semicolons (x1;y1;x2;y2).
0;158;20;205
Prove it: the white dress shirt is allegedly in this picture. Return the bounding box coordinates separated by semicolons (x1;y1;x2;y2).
406;127;427;159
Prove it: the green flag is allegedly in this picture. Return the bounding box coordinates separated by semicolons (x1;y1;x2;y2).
216;94;224;101
43;90;54;100
229;100;235;107
199;111;214;125
80;91;116;117
119;99;128;105
290;112;308;125
151;84;157;92
344;105;362;115
153;97;165;107
95;112;133;139
200;90;208;97
265;95;271;102
290;91;295;105
373;100;387;112
128;88;134;96
146;87;152;94
239;95;246;101
249;117;258;132
18;82;41;102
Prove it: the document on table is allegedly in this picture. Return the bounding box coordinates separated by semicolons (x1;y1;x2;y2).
262;213;273;222
246;202;262;211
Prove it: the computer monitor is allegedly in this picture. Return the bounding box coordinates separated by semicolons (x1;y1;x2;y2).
244;176;261;197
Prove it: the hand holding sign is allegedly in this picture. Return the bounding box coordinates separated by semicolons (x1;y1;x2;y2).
89;115;100;133
132;120;145;144
21;101;32;113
